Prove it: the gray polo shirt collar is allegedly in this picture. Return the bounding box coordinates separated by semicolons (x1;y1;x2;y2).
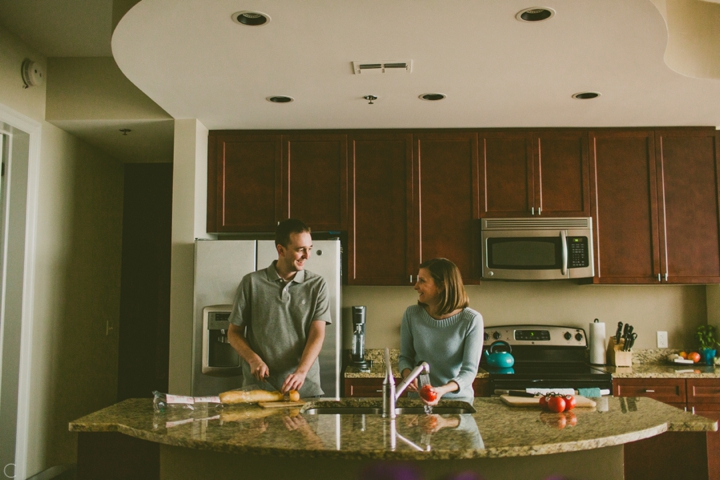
266;261;306;284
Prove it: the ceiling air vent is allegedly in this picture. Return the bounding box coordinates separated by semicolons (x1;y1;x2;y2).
352;61;413;74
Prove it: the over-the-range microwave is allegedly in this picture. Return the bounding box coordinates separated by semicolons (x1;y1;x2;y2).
480;217;595;280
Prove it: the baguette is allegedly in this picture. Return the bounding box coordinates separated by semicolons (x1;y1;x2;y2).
219;389;284;404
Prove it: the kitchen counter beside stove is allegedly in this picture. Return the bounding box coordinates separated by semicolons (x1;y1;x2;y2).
69;395;716;480
604;363;720;379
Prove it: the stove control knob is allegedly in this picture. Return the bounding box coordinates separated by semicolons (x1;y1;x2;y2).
484;332;489;341
493;331;501;340
563;331;572;340
575;333;583;341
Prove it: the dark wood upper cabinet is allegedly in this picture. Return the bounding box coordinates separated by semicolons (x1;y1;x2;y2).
347;133;414;285
479;130;589;217
207;132;347;233
282;134;348;232
589;130;661;283
656;129;720;283
590;127;720;284
415;132;480;283
208;133;282;233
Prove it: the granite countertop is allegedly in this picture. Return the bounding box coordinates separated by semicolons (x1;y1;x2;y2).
345;349;490;379
69;396;716;461
345;349;719;380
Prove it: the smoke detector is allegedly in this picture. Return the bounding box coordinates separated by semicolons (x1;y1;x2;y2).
352;61;413;74
21;59;44;88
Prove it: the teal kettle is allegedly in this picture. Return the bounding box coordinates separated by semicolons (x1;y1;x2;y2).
484;341;515;368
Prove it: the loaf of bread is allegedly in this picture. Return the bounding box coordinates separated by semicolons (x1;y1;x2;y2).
219;389;284;404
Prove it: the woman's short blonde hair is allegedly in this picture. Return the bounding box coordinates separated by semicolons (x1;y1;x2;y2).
418;258;469;316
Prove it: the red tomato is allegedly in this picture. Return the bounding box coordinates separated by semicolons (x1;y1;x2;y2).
547;396;566;413
420;385;438;402
539;395;548;408
564;395;577;411
688;352;701;363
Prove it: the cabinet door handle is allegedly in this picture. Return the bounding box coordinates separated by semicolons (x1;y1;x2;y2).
538;207;542;216
692;406;696;414
409;275;413;284
657;274;661;282
644;389;655;393
664;272;668;282
531;207;535;216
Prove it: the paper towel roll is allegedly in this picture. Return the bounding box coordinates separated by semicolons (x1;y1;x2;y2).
589;320;607;365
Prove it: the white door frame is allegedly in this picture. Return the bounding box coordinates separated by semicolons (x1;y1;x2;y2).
0;102;41;480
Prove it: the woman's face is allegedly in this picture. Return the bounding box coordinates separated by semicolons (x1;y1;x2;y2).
414;267;441;306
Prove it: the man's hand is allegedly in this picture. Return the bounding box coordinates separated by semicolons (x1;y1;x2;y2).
248;357;270;382
281;370;307;393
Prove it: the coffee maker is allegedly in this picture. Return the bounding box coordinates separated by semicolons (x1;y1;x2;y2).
351;306;371;371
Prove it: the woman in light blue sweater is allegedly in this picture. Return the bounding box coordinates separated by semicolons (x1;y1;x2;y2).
399;258;483;405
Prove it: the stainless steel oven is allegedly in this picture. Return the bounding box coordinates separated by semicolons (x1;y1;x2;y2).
481;324;612;394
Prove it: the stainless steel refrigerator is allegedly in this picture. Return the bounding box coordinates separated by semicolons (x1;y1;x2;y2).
191;238;341;399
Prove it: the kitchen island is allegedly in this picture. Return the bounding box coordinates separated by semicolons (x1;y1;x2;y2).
70;395;716;480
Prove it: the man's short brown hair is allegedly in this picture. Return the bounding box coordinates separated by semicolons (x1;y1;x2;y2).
275;219;311;247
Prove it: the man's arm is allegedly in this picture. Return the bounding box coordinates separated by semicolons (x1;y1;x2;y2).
281;320;326;393
228;323;269;381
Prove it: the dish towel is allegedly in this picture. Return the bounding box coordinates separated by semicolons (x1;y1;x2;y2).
577;387;602;398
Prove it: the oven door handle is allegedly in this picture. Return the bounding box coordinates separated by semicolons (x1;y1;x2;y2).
560;230;568;276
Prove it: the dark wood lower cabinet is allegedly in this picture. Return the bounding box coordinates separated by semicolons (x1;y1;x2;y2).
614;377;720;480
77;432;159;480
343;376;491;398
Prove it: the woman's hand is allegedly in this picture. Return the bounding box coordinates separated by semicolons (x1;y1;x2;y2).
420;381;459;406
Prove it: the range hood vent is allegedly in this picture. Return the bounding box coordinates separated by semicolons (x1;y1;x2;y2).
353;61;413;74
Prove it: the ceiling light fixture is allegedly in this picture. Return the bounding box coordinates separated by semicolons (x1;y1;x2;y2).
419;93;446;101
119;129;132;135
363;95;378;105
515;7;555;22
232;11;271;26
572;92;601;100
267;96;294;103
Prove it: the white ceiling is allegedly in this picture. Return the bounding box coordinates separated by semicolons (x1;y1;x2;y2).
2;0;720;161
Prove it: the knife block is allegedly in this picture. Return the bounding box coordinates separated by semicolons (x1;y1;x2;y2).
607;337;632;367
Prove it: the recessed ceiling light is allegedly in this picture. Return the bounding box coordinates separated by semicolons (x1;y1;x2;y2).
419;93;446;101
267;96;294;103
232;11;271;26
572;92;601;100
516;7;555;22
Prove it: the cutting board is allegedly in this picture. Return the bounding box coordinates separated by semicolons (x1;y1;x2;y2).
500;394;596;408
258;401;306;409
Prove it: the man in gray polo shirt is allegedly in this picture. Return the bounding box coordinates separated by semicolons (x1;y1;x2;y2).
227;219;331;397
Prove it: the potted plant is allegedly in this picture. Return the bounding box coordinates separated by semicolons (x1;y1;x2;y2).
696;325;719;365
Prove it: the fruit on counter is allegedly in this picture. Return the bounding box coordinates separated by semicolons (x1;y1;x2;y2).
288;390;300;402
547;395;566;413
667;353;694;364
688;351;701;363
420;385;438;402
541;393;575;413
679;351;688;359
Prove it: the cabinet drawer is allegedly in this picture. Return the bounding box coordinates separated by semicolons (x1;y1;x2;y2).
687;379;720;404
613;378;686;403
344;378;407;398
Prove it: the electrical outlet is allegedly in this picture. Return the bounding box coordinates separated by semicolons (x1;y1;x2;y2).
657;331;668;348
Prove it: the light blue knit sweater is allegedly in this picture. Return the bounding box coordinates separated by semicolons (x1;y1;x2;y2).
398;305;484;404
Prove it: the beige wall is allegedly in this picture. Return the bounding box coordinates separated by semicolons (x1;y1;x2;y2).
0;25;124;476
343;282;707;352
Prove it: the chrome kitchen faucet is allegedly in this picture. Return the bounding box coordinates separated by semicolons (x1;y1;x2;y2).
382;347;430;419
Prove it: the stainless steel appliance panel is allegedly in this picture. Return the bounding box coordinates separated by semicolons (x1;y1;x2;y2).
192;240;256;396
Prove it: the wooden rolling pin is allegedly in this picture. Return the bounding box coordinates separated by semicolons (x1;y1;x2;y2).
219;389;300;404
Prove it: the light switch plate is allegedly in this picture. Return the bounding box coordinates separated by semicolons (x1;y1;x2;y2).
657;331;668;348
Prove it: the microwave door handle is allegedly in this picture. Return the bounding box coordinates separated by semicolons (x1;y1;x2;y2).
560;230;568;276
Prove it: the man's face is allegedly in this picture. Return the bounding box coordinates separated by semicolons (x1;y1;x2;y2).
277;231;312;273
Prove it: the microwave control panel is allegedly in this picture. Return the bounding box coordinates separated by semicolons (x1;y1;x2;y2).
567;236;590;268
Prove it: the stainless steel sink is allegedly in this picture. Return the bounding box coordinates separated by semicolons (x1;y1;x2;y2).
302;406;475;415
